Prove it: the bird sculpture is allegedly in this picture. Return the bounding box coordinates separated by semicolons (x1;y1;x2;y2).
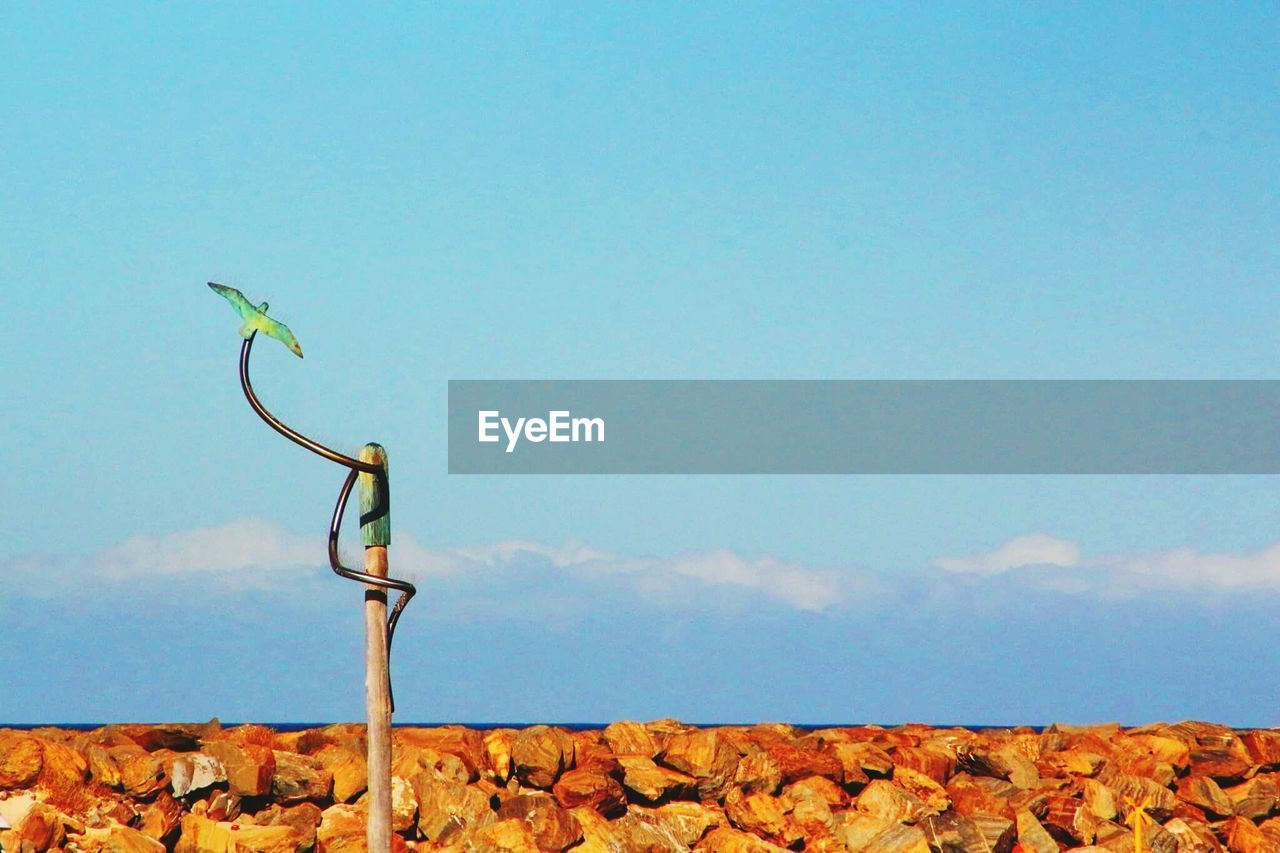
208;282;304;357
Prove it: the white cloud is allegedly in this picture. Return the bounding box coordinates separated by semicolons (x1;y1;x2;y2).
93;517;316;579
7;518;842;611
1098;543;1280;590
605;550;843;612
934;534;1080;575
444;540;614;569
935;534;1280;592
414;541;843;611
21;520;1280;614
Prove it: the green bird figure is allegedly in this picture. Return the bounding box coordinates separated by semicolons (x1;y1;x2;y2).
208;282;304;358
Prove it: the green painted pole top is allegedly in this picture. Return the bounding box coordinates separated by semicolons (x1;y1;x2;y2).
359;443;390;547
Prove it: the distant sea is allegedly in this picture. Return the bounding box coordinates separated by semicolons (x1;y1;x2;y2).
6;722;1052;732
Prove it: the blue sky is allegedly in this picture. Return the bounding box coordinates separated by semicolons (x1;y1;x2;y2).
1;3;1278;725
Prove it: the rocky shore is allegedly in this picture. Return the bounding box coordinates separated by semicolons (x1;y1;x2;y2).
2;719;1279;852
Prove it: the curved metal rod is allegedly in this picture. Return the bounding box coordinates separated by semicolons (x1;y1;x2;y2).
240;335;382;474
239;332;417;711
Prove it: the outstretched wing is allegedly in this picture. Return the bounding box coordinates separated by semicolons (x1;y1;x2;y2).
262;316;305;358
208;282;260;320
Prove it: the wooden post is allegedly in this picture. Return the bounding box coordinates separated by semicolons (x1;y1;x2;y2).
359;443;392;852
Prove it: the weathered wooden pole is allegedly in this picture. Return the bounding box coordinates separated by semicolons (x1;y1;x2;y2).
359;443;392;852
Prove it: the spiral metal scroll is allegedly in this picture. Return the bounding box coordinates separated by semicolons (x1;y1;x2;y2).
238;332;416;710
